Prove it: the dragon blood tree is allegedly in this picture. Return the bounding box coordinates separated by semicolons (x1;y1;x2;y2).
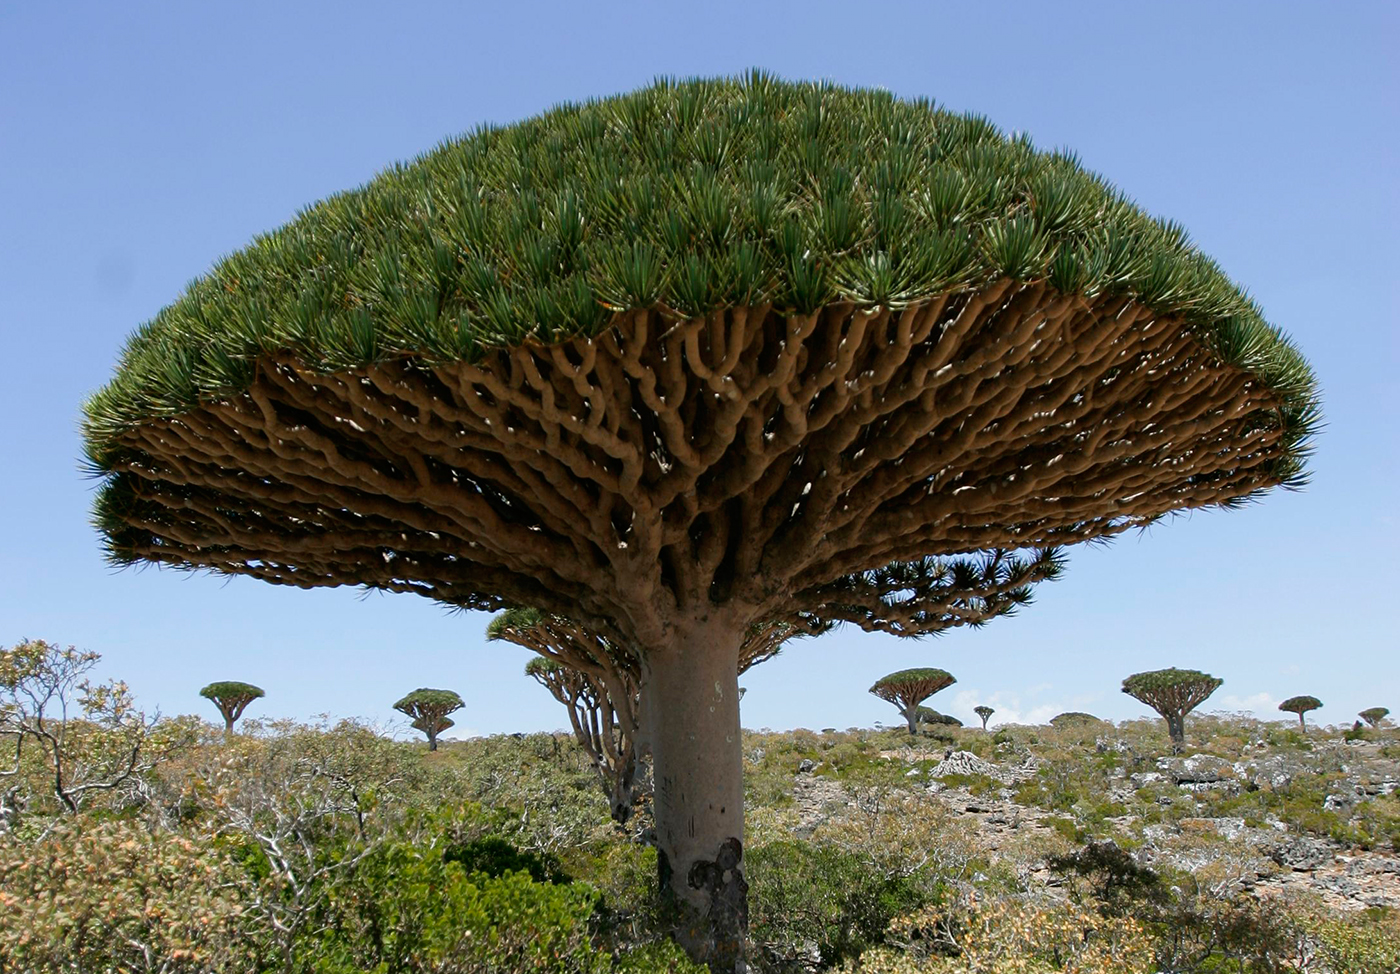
1280;695;1322;732
393;688;463;751
871;668;957;735
490;606;813;824
973;705;995;730
523;655;639;822
916;706;961;727
199;681;264;739
1359;707;1389;730
80;75;1319;968
1122;668;1222;750
1049;711;1104;729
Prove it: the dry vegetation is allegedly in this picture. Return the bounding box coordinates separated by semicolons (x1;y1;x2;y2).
2;641;1397;972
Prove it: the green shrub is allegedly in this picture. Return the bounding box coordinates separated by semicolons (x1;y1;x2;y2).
304;839;611;973
747;839;937;965
445;835;571;884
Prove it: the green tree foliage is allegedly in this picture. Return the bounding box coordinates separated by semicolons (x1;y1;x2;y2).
1050;712;1105;729
747;840;931;967
393;689;464;751
913;706;962;727
1359;707;1389;730
199;680;264;738
81;74;1318;462
1122;668;1222;751
973;705;995;730
870;668;956;735
1280;694;1323;732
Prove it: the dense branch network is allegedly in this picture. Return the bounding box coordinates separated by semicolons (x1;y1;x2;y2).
97;286;1288;647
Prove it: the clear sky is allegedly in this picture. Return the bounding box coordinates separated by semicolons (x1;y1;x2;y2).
2;1;1396;739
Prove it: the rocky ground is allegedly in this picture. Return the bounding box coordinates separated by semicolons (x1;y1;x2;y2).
772;728;1400;913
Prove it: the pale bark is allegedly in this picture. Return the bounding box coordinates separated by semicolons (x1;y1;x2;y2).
643;615;747;970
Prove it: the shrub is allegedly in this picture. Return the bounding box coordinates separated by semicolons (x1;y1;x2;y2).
841;896;1157;973
747;839;936;966
445;834;571;884
0;817;250;973
297;837;614;973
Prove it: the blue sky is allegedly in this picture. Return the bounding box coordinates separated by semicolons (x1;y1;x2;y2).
2;2;1396;738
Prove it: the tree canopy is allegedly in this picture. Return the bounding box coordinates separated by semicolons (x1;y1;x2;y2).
1122;668;1222;712
393;689;463;717
1279;695;1322;715
1049;712;1104;728
199;681;264;703
915;706;962;726
84;72;1317;637
871;667;957;699
1359;707;1389;728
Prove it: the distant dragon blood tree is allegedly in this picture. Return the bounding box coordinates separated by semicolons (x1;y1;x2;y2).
393;689;463;751
871;668;956;735
1280;695;1322;732
915;706;961;727
198;681;264;739
82;75;1319;969
974;705;995;730
1049;711;1104;729
489;606;813;824
1122;668;1222;751
1359;707;1389;730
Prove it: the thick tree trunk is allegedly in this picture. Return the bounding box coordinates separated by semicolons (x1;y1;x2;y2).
904;707;919;735
427;729;438;751
1167;713;1185;751
643;615;747;972
1298;713;1307;733
223;714;236;740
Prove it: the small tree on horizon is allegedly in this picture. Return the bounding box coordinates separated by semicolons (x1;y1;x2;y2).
1049;711;1104;729
393;689;463;751
871;668;956;735
974;705;995;731
198;681;264;739
1359;707;1389;730
1122;668;1222;752
1279;695;1322;733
